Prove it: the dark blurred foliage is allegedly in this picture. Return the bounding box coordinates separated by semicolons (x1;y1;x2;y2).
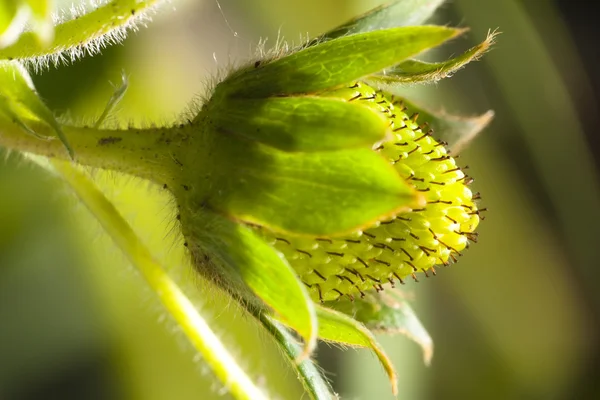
555;0;600;168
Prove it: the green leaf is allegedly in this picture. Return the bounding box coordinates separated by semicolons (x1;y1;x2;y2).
190;211;318;361
0;60;73;157
221;26;464;98
207;137;421;236
369;31;497;84
211;96;390;152
0;0;161;65
313;0;446;43
316;305;398;396
258;314;336;400
326;291;433;365
400;96;494;153
40;160;268;400
0;0;26;48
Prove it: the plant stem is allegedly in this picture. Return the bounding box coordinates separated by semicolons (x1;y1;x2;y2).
50;159;268;400
0;0;163;64
0;119;182;183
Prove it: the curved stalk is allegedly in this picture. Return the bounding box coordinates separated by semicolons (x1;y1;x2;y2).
49;159;268;400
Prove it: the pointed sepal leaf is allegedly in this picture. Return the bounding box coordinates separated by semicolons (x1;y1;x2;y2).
221;26;464;98
314;0;446;43
327;290;433;365
209;96;390;152
190;212;318;360
258;314;336;400
400;96;494;153
316;305;398;396
206;136;422;236
0;60;73;157
370;31;497;84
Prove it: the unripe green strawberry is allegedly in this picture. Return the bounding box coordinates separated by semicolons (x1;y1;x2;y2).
260;82;481;302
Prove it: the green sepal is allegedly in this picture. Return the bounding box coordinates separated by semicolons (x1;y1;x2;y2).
200;135;420;236
219;26;464;98
258;314;336;400
326;290;433;365
0;60;73;158
186;211;318;361
316;305;398;396
399;96;494;153
209;96;390;152
369;31;497;84
312;0;446;44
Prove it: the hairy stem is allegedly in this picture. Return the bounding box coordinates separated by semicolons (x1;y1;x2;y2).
0;0;163;65
49;159;268;400
0;119;182;183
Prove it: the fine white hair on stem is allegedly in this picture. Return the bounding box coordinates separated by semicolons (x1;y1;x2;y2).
37;5;155;72
4;0;165;73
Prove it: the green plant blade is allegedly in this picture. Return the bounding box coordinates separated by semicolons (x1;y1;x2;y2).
210;96;389;152
208;140;421;236
316;305;398;396
371;31;497;84
0;0;161;66
192;212;318;361
399;96;494;153
41;160;267;400
314;0;446;43
258;313;336;400
326;291;433;365
0;60;73;157
222;26;464;98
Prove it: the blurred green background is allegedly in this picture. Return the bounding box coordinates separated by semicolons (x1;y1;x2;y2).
1;0;599;399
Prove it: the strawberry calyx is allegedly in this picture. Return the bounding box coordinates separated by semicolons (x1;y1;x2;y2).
260;82;481;302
